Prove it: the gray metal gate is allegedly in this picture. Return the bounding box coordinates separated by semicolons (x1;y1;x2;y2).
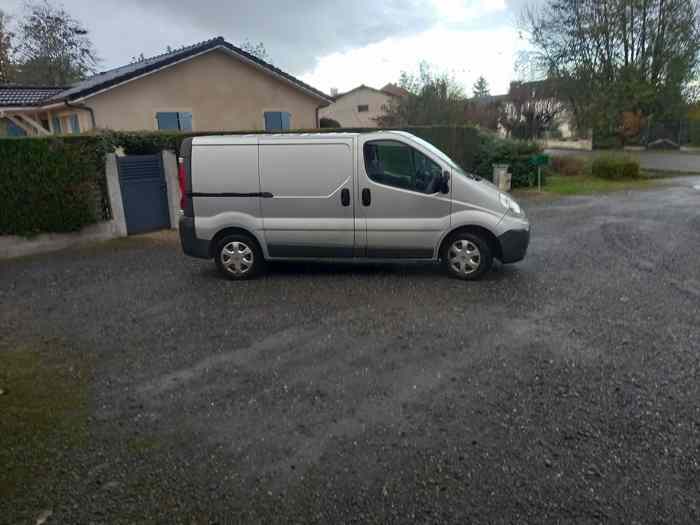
117;154;171;235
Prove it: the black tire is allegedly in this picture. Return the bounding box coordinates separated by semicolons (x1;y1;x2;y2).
214;234;265;280
441;231;493;281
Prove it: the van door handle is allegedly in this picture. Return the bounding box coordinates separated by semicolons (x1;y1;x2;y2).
341;188;350;206
362;188;371;206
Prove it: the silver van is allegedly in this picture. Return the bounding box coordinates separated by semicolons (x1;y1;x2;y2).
178;131;529;280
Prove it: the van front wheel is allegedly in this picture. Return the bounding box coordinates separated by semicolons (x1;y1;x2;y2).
442;232;493;280
214;234;265;280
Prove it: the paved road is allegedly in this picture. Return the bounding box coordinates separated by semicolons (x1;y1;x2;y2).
2;178;700;523
546;148;700;173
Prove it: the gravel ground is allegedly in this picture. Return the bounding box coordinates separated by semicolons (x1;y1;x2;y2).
1;178;700;524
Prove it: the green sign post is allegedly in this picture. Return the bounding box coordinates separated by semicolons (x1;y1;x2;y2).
530;154;550;192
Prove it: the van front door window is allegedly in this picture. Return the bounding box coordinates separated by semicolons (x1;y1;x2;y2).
363;140;442;194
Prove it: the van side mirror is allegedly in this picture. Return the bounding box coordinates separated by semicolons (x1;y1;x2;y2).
440;171;450;194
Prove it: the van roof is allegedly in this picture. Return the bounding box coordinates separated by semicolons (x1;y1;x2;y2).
192;130;413;145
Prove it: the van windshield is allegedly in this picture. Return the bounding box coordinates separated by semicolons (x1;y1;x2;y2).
409;135;481;180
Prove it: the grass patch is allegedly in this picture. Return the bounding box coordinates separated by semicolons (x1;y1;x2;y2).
517;174;656;196
0;337;89;508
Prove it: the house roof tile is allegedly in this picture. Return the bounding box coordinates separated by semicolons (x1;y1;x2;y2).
1;37;332;108
0;85;66;107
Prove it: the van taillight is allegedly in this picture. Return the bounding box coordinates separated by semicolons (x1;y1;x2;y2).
178;157;186;209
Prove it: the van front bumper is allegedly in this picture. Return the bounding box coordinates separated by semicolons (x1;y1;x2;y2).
498;228;530;263
179;216;210;259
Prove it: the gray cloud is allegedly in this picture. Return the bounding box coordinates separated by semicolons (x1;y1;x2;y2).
3;0;537;76
117;0;440;74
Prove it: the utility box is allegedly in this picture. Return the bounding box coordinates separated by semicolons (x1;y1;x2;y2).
492;164;511;191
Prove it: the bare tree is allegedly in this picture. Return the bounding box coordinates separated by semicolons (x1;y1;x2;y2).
239;39;270;62
377;62;466;126
14;1;99;85
522;0;700;135
0;9;14;83
499;80;565;139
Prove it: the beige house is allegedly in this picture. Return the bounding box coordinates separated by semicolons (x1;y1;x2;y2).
319;84;408;128
0;37;332;137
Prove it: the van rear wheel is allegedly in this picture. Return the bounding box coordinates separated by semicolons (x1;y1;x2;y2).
442;232;493;280
214;234;265;280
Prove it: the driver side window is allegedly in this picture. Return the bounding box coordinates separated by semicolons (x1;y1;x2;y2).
363;140;442;194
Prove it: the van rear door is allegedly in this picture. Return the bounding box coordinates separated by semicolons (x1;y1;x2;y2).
259;136;355;258
189;137;262;243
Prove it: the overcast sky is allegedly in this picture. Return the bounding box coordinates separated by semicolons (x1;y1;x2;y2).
1;0;537;95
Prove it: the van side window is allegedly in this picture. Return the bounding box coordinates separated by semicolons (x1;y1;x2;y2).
363;140;443;194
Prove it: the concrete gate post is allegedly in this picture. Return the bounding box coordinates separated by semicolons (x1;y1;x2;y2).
162;150;180;230
105;153;128;237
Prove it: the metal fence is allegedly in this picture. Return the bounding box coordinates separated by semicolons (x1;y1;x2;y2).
642;119;700;148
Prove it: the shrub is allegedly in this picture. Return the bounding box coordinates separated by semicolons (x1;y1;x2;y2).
592;155;640;179
472;131;542;188
319;117;340;128
688;120;700;147
592;131;622;150
550;156;586;177
0;136;111;236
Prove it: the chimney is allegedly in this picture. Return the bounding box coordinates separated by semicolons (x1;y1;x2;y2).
331;87;339;97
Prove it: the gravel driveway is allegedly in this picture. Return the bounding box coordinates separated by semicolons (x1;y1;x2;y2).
2;178;699;524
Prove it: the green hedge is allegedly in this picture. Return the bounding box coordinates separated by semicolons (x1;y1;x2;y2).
102;125;538;187
689;120;700;147
472;132;542;187
99;126;483;161
0;136;112;236
591;155;640;179
0;126;540;236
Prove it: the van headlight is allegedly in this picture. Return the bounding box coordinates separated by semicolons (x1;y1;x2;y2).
499;192;523;216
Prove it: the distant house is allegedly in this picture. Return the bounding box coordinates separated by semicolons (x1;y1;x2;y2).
319;83;409;128
0;37;332;137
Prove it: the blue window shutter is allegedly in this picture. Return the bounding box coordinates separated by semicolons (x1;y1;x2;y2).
156;112;180;130
264;112;283;131
178;112;193;132
51;117;62;134
6;119;27;137
69;114;80;134
280;112;291;130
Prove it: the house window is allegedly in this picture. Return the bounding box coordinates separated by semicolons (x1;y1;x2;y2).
156;112;193;132
5;119;26;137
357;105;369;113
69;114;80;134
264;111;291;131
51;117;62;134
